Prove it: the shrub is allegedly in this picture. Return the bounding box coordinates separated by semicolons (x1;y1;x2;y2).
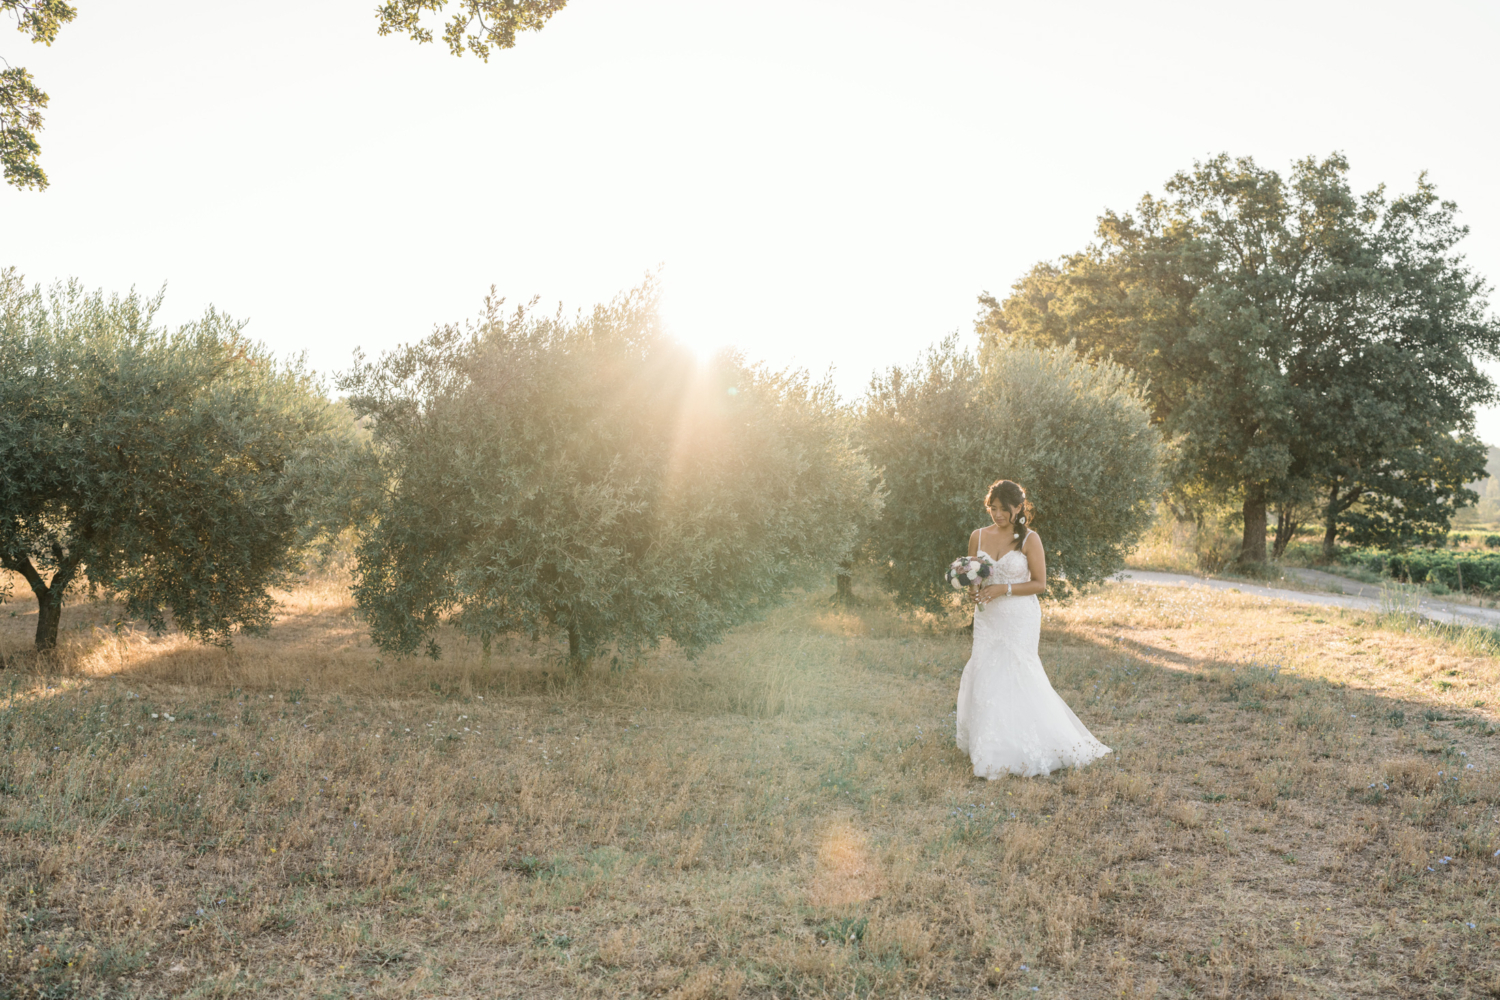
1336;545;1500;594
0;270;353;650
858;337;1164;611
340;281;880;665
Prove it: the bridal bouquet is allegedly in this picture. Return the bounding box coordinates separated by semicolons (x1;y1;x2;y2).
946;552;997;607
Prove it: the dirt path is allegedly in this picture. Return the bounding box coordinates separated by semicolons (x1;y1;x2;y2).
1115;568;1500;629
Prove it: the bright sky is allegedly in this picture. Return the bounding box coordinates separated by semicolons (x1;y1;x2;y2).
5;0;1500;436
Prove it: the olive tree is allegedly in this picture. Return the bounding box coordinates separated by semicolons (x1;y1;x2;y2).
339;281;880;666
858;336;1163;612
0;269;355;650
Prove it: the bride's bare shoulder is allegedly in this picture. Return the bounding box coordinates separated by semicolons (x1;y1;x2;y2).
1024;530;1045;550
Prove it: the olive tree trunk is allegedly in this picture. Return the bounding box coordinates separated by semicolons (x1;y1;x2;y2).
567;624;584;674
832;563;855;607
2;547;83;651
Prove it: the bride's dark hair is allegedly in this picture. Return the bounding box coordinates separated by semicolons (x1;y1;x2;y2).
986;479;1034;542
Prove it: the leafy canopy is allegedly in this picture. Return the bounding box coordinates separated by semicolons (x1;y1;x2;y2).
340;280;879;665
1;0;76;190
858;337;1163;612
0;269;355;649
376;0;568;59
983;153;1500;557
5;0;564;191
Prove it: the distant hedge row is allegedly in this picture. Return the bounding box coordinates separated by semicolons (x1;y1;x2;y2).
1444;531;1500;548
1338;547;1500;594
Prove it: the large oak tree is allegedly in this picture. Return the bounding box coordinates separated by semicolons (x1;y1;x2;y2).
983;154;1500;562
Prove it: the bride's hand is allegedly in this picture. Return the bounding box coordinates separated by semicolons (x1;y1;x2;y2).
977;584;1005;603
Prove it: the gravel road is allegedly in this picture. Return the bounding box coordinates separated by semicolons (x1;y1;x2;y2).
1114;569;1500;629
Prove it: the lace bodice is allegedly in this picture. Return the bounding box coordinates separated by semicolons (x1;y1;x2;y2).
990;548;1031;585
977;529;1032;585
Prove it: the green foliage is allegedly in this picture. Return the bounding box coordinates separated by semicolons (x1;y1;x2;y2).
1;0;76;190
857;336;1163;612
984;153;1500;561
1336;431;1487;550
339;280;879;664
1337;545;1500;595
376;0;567;59
0;269;355;649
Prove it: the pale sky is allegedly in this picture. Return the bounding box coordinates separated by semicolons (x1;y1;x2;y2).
5;0;1500;436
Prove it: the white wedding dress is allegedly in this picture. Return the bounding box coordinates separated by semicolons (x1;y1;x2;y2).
956;533;1112;778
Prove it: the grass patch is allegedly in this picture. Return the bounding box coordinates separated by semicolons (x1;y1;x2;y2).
0;572;1498;996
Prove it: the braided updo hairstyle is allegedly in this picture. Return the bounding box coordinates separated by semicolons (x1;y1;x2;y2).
986;479;1034;545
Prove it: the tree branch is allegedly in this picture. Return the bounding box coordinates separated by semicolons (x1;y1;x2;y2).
0;549;49;602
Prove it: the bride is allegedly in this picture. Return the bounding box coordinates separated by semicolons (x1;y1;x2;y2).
956;479;1112;778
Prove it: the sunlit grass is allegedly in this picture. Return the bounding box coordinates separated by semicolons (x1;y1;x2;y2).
1;573;1497;997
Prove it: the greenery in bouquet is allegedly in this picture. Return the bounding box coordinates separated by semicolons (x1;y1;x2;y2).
946;552;997;607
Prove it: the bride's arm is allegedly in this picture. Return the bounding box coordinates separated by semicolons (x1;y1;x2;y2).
1011;533;1047;596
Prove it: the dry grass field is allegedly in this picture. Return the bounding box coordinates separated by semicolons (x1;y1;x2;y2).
1;571;1498;999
